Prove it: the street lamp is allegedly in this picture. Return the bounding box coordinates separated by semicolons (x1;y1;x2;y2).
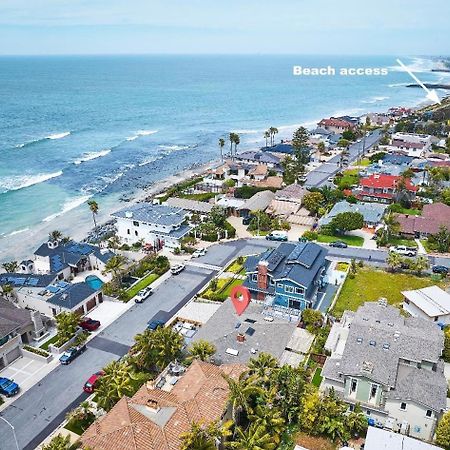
0;416;20;450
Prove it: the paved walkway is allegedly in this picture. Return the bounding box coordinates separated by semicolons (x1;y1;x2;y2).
415;238;427;255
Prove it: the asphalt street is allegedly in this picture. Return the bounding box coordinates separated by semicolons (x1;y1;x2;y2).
305;129;382;187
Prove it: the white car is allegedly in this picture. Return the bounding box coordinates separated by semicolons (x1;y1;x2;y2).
192;248;207;258
134;286;153;303
389;245;417;257
170;264;185;275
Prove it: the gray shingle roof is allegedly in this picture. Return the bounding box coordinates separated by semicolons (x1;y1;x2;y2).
112;203;187;226
319;201;387;226
165;197;214;214
47;282;98;309
0;296;32;338
238;190;276;211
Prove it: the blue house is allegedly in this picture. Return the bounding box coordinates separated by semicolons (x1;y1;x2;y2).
243;242;328;311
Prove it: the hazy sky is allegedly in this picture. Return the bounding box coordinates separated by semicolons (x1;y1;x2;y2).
0;0;448;55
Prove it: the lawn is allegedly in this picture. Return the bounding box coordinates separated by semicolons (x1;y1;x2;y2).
311;367;323;387
387;236;418;248
390;206;421;215
124;272;159;301
179;192;216;202
331;267;447;319
40;334;59;350
359;158;371;166
225;257;247;274
336;169;360;189
336;262;349;271
201;277;244;301
317;234;364;247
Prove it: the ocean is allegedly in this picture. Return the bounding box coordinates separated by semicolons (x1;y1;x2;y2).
0;54;448;260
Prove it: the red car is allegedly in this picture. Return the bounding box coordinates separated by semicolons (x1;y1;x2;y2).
79;317;101;332
83;371;105;393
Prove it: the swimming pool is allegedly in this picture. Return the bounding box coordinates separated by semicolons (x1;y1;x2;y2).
85;275;104;290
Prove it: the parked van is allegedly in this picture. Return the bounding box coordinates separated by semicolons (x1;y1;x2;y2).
265;230;288;242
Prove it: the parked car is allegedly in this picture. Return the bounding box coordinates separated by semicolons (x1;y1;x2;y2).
242;216;252;225
83;370;105;393
266;230;288;242
432;265;449;275
59;344;87;365
79;317;101;331
171;264;185;275
389;245;417;257
135;286;153;303
192;248;207;258
327;176;335;183
147;319;165;331
0;377;20;397
329;241;348;248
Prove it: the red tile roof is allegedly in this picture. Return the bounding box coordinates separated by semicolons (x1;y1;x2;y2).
360;174;417;192
81;361;247;450
318;118;354;129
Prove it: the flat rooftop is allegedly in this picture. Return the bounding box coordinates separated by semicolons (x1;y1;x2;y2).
193;300;312;365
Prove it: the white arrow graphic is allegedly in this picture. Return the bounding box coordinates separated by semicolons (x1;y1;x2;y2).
396;58;441;104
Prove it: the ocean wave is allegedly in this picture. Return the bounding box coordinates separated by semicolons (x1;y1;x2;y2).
138;156;162;167
73;149;111;165
388;82;409;88
42;195;91;222
232;129;260;134
388;57;435;73
126;129;158;141
15;131;71;148
8;227;30;236
0;171;63;194
361;96;390;104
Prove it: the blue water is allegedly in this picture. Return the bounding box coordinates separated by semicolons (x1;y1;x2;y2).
85;275;104;290
0;55;447;243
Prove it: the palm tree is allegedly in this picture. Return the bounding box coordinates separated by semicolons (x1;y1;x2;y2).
2;261;18;273
95;360;139;411
55;311;79;345
386;251;403;272
268;127;278;147
108;235;121;250
48;230;63;242
413;255;429;275
233;133;240;156
1;283;14;299
263;131;270;148
187;339;216;362
345;403;368;438
219;138;225;162
222;372;263;423
383;211;400;240
103;254;127;284
248;352;278;386
229;133;236;158
87;199;99;228
248;405;285;445
180;420;232;450
42;434;72;450
226;422;277;450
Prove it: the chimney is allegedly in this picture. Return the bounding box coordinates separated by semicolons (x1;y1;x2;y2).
146;399;160;413
146;379;157;391
237;333;245;343
257;260;269;290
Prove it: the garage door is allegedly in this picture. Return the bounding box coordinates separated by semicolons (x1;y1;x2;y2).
86;297;97;312
6;347;21;364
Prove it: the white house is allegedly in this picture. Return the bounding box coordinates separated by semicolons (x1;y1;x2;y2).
390;133;432;158
112;203;192;250
403;286;450;325
321;301;447;442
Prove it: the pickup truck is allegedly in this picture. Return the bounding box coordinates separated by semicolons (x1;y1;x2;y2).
59;344;87;365
79;317;101;331
0;377;20;397
389;245;417;257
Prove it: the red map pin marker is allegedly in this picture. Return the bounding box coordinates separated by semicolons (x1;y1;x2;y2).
230;285;251;316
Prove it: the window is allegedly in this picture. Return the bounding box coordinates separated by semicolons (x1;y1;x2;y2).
285;285;294;294
350;379;357;393
369;340;376;346
134;230;138;236
370;385;377;400
400;402;407;411
277;283;283;288
251;274;257;282
127;229;130;235
133;221;139;227
295;286;305;295
269;277;275;286
426;410;432;418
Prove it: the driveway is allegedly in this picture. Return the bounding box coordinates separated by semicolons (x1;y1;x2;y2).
0;355;48;387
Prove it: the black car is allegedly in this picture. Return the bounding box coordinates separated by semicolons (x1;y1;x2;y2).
432;265;449;275
59;344;87;365
147;319;165;331
329;241;348;248
242;216;252;225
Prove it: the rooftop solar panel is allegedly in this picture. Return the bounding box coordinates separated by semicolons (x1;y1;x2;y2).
245;327;255;336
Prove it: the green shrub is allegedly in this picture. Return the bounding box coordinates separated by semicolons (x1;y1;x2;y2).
302;231;318;241
23;345;50;357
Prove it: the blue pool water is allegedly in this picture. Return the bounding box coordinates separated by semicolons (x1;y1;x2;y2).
85;275;104;290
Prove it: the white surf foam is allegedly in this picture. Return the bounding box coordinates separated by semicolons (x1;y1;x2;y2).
46;131;71;140
361;96;390;104
42;195;91;223
73;149;111;165
126;130;158;141
8;227;30;236
388;57;435;73
0;171;63;194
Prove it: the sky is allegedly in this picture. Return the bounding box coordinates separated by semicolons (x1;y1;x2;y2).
0;0;448;55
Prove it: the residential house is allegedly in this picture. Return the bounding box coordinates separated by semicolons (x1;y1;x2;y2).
0;273;103;317
250;175;284;190
80;360;246;450
396;203;450;238
360;112;391;126
321;301;447;441
318;117;356;133
266;184;311;224
261;142;294;154
215;196;245;216
390;133;432;158
403;286;450;325
33;240;115;280
356;174;417;204
164;197;214;218
235;150;283;173
0;296;47;369
319;201;387;228
243;242;328;311
112;203;192;250
238;190;276;218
